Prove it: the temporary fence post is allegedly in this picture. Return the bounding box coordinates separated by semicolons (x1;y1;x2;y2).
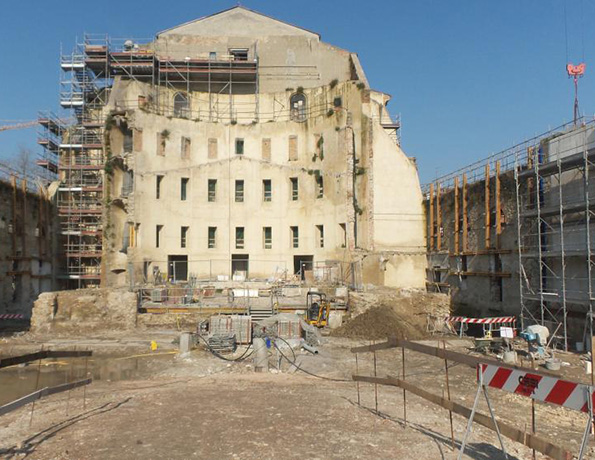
65;347;75;416
402;346;407;426
578;387;593;460
531;399;536;460
373;348;378;414
83;348;89;410
355;353;361;406
443;340;455;449
29;345;43;428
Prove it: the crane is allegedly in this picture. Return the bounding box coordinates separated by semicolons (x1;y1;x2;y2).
0;120;39;132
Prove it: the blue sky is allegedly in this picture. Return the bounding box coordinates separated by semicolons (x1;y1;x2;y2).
0;0;592;184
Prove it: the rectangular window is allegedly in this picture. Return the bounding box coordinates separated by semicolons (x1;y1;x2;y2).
181;177;189;201
316;175;324;199
208;138;218;159
340;223;347;248
235;138;244;155
156;225;163;248
156;175;164;199
208;179;217;202
236;227;245;249
230;48;249;61
316;225;324;248
290;226;299;248
209;51;217;60
181;226;189;248
290;177;298;201
208;226;217;249
262;138;271;161
157;132;166;156
181;136;191;159
263;227;272;249
235;180;244;202
263;179;272;202
288;135;298;161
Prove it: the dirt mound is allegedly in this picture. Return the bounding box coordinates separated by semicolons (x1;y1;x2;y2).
332;305;425;340
332;289;450;340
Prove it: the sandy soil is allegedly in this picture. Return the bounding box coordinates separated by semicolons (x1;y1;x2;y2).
0;334;594;460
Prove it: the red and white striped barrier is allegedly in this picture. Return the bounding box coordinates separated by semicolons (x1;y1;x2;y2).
479;363;594;412
0;314;25;320
446;316;516;324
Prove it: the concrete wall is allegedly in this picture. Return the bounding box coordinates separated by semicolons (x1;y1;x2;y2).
0;179;57;317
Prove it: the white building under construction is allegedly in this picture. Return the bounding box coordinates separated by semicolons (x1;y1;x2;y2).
39;6;426;289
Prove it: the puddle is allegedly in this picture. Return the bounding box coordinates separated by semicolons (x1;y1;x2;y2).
0;353;176;406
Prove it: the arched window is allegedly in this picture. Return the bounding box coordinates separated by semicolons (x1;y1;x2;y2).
290;93;307;122
173;92;190;118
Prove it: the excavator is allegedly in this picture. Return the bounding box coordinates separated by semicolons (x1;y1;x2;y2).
306;291;331;328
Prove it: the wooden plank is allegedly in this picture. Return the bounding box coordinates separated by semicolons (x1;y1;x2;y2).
0;350;93;369
436;182;442;251
462;173;468;252
495;160;502;248
429;183;434;251
352;375;572;460
485;163;491;249
0;378;92;417
11;175;17;257
351;339;562;378
454;176;459;253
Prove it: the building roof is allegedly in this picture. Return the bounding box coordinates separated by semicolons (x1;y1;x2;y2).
157;6;321;39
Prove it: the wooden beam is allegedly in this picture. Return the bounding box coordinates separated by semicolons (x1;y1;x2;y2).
11;175;17;257
485;164;491;249
429;183;434;251
21;179;27;259
495;161;502;248
436;182;442;251
462;174;468;252
454;176;459;253
352;375;572;460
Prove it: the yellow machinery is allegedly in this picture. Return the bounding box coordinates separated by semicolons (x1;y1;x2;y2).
306;292;331;327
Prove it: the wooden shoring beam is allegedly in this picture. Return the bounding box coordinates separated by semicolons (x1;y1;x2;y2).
436;182;442;250
37;185;43;260
454;177;460;253
429;183;434;251
21;179;27;259
495;161;502;248
11;175;17;257
485;164;491;249
352;374;572;460
462;174;468;252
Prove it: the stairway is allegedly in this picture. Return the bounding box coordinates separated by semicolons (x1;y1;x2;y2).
249;302;275;322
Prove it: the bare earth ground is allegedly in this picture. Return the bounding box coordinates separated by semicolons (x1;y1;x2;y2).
1;333;595;460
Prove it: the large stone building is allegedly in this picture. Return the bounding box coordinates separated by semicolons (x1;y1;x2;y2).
49;7;426;289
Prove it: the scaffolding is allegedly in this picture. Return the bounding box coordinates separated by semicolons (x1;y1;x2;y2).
44;33;266;287
423;117;595;349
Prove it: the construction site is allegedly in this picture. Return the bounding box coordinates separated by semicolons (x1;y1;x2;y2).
2;4;595;460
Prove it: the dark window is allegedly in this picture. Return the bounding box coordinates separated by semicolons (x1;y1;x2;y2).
181;178;189;201
235;180;244;202
263;179;272;202
235;138;244;155
263;227;272;249
181;226;189;248
156;175;164;199
290;177;298;201
333;97;342;108
316;225;324;248
156;225;163;248
316;175;324;198
290;226;299;248
208;179;217;202
208;227;217;249
229;48;249;61
236;227;245;249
